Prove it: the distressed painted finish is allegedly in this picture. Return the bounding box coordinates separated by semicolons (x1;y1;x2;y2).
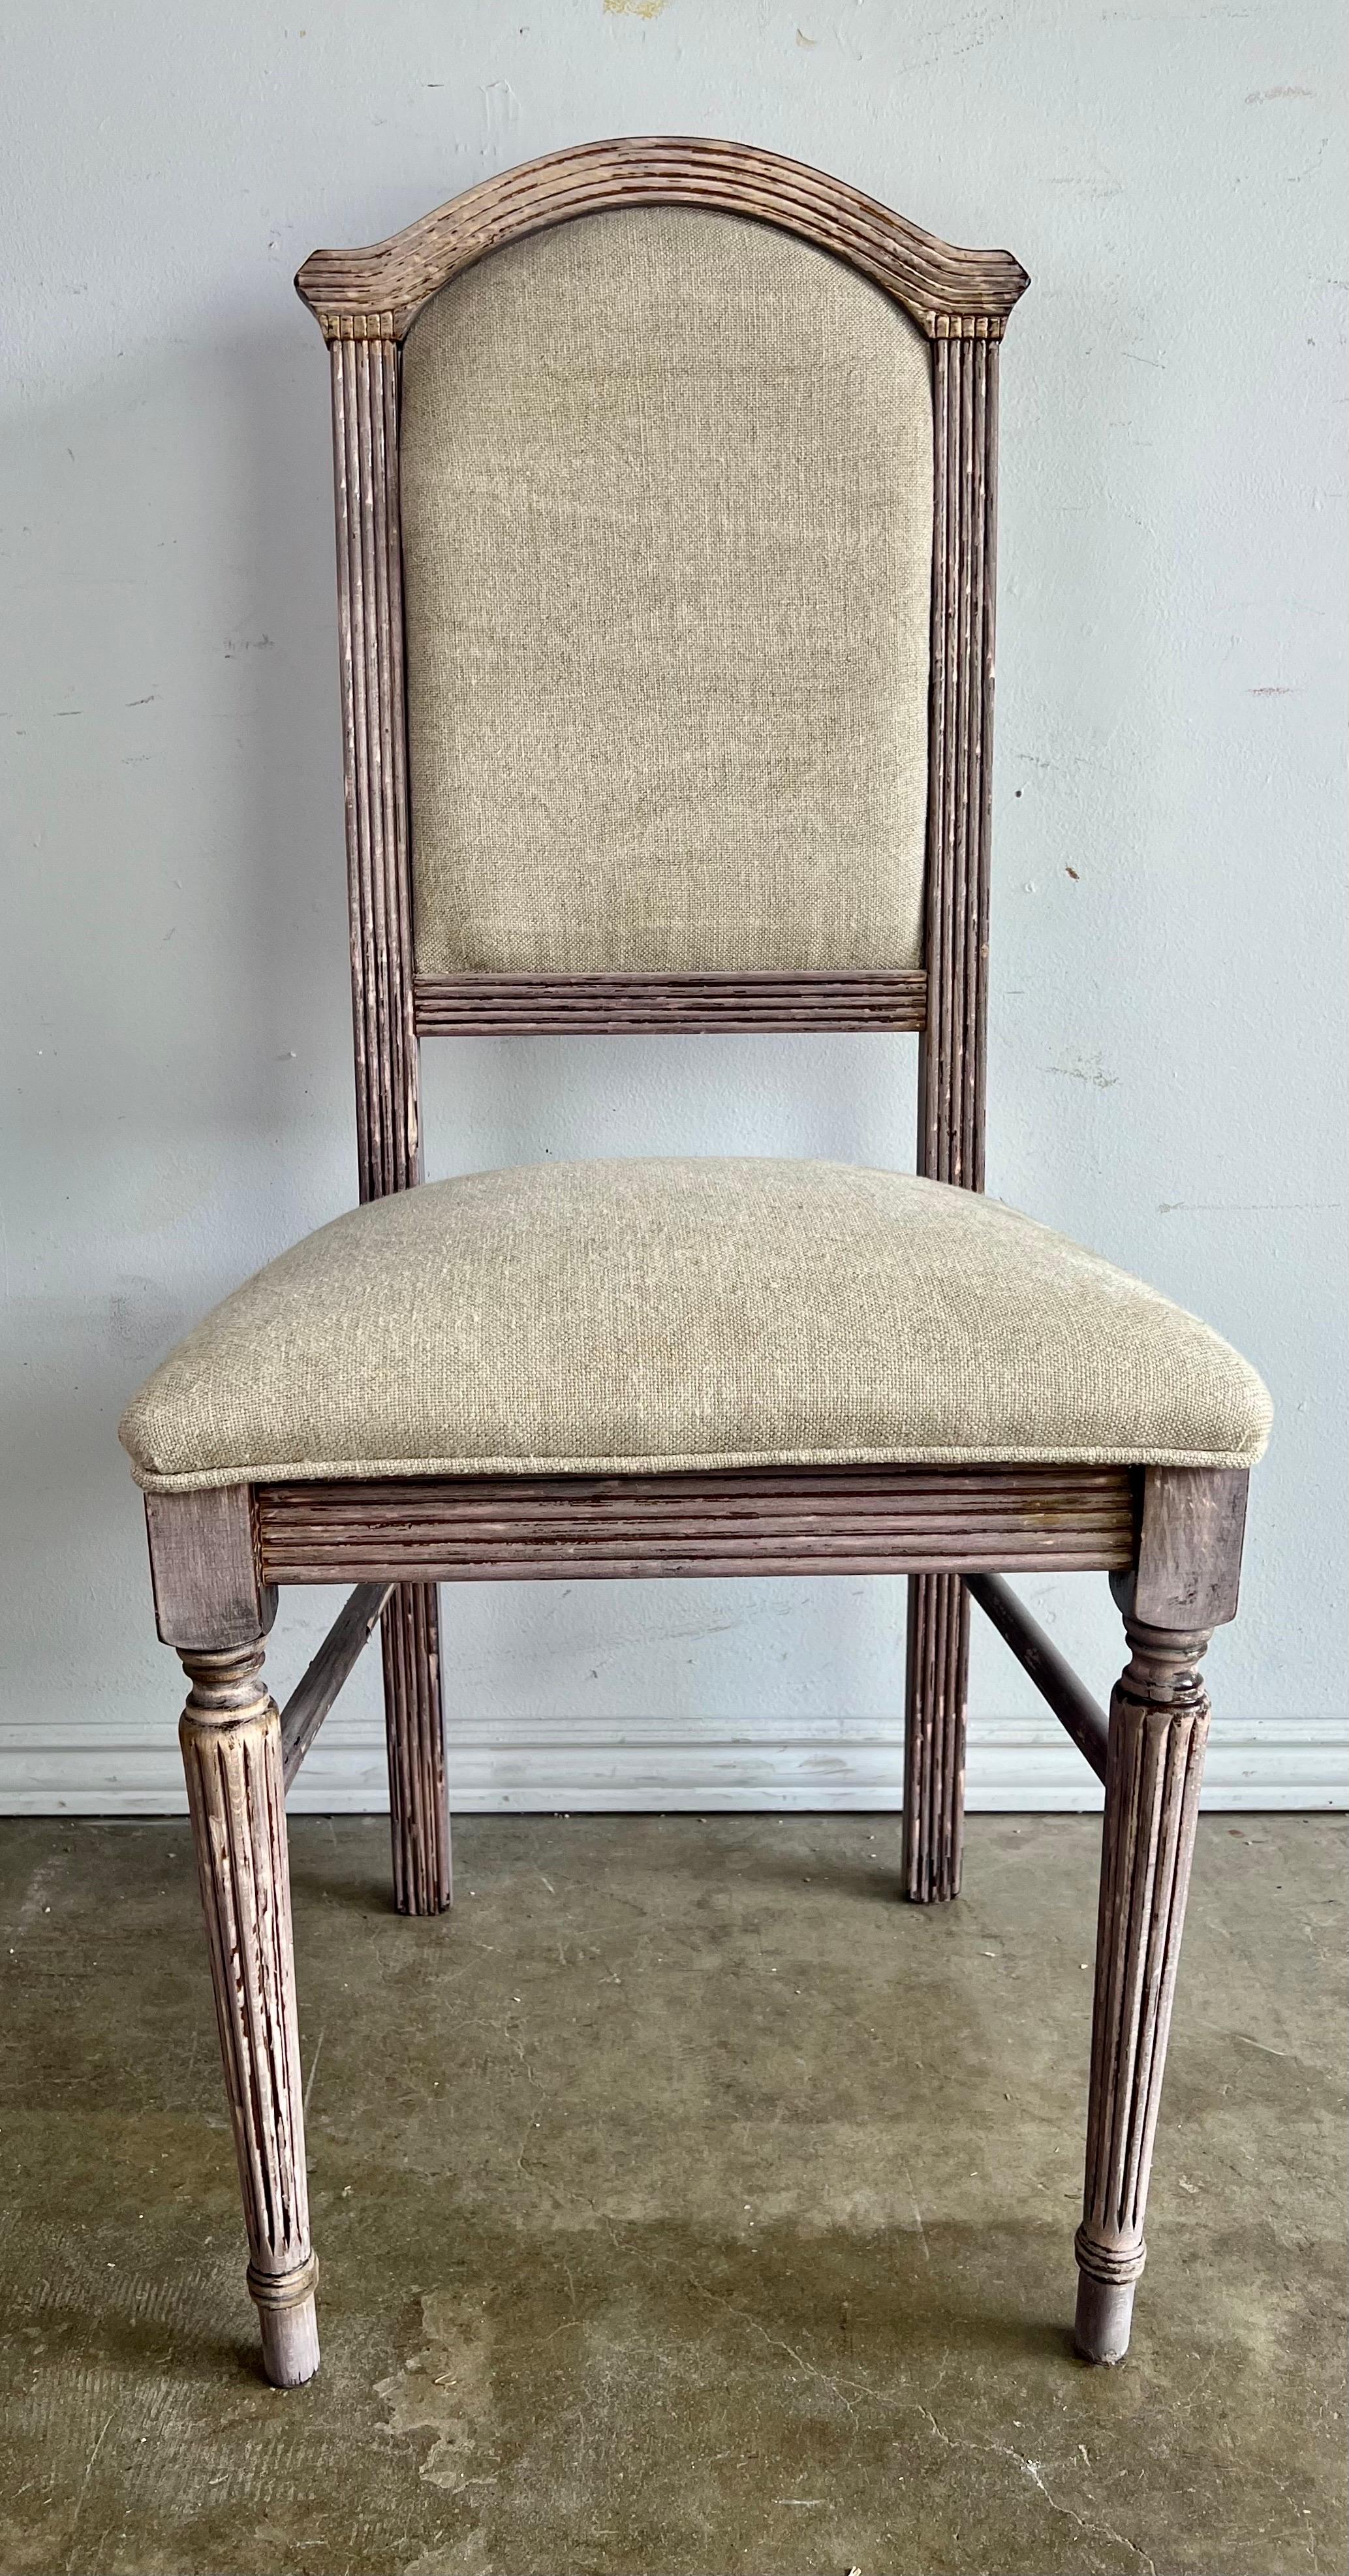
330;328;419;1206
178;1640;318;2386
412;970;929;1035
380;1579;452;1915
329;318;450;1916
135;142;1264;2385
253;1465;1138;1586
1071;1466;1246;2361
903;1565;969;1900
918;332;1000;1197
905;324;1002;1902
304;140;1027;1917
1074;1604;1213;2363
294;134;1029;344
144;1485;275;1653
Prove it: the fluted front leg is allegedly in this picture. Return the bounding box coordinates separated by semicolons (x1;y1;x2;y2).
1074;1601;1212;2363
179;1641;318;2386
903;1572;970;1901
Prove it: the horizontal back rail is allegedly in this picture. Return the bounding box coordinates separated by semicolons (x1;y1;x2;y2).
412;972;928;1036
255;1466;1137;1587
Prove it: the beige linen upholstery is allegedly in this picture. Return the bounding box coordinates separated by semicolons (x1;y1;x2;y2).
399;208;933;975
119;1160;1271;1491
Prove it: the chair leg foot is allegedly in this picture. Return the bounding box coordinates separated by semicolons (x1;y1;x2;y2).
253;2263;321;2387
1074;2268;1135;2365
903;1572;969;1901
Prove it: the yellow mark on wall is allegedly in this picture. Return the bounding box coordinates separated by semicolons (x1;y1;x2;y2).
604;0;668;17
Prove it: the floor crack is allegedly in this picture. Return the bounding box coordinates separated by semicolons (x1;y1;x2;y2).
917;2406;1158;2574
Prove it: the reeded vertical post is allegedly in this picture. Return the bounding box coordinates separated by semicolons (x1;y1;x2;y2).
179;1641;318;2386
904;318;1001;1903
1074;1604;1212;2363
380;1577;450;1914
328;320;451;1915
902;1565;969;1901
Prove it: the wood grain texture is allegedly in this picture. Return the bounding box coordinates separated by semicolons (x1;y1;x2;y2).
329;327;449;1909
279;1582;393;1789
904;322;1003;1900
412;971;928;1035
380;1582;451;1915
919;330;999;1193
179;1641;318;2387
1134;1466;1248;1631
135;138;1269;2391
902;1563;969;1899
253;1466;1136;1587
302;142;1028;1917
145;1487;275;1652
1074;1606;1212;2364
295;136;1030;345
965;1571;1110;1783
331;330;420;1205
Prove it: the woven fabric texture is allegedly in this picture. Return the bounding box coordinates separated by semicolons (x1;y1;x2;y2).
120;1159;1271;1491
399;208;933;976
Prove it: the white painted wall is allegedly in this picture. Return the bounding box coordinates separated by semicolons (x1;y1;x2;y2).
2;0;1344;1816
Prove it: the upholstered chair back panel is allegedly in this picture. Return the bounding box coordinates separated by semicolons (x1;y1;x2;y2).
399;207;933;976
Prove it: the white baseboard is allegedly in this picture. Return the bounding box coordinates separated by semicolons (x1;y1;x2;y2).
1;1713;1343;1816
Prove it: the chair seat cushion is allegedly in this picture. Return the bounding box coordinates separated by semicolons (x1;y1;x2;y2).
119;1158;1271;1491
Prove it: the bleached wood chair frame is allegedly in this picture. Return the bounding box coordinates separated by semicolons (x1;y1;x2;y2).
142;138;1250;2387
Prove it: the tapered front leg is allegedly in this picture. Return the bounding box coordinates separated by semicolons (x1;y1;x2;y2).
381;1582;452;1915
179;1641;318;2385
1074;1601;1211;2363
903;1572;969;1901
1073;1467;1248;2363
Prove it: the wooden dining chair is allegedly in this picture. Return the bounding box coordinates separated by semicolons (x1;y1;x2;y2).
119;138;1270;2389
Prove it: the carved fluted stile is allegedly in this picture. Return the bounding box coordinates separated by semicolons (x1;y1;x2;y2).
179;1643;318;2386
1074;1609;1213;2363
380;1579;451;1914
903;329;1001;1902
902;1571;969;1901
330;331;418;1203
330;329;451;1915
920;331;998;1192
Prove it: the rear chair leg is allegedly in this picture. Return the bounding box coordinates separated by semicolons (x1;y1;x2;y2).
381;1581;452;1915
1074;1466;1247;2363
903;1570;969;1901
179;1639;318;2385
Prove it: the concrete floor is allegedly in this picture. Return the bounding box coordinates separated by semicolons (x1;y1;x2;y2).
0;1813;1343;2576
